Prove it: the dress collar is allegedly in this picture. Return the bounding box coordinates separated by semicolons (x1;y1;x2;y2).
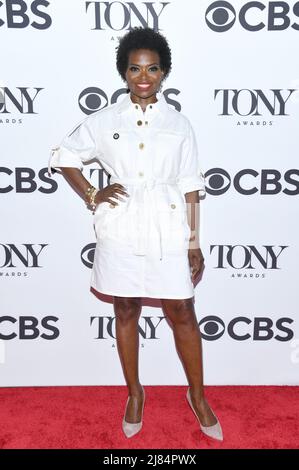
115;91;168;115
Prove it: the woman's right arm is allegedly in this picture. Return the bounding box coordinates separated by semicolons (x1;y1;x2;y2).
50;118;129;207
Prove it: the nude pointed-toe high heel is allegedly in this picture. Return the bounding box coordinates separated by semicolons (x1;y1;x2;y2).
186;388;223;441
122;386;145;438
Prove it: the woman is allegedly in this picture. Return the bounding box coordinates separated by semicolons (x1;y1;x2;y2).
48;27;223;442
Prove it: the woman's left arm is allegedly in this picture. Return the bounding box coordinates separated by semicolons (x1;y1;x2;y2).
185;190;205;282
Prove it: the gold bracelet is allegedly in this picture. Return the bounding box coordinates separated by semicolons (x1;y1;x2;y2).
89;188;99;210
85;185;96;204
85;185;99;213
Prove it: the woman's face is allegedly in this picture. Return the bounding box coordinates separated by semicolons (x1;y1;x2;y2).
125;49;164;100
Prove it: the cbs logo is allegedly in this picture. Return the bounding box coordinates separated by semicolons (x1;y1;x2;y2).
199;315;294;341
79;87;181;115
205;1;299;32
0;316;59;340
0;0;52;29
205;168;299;195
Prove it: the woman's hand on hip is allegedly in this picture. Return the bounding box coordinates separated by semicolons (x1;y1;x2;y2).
95;183;129;207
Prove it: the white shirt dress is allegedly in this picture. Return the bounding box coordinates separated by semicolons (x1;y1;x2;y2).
48;92;206;299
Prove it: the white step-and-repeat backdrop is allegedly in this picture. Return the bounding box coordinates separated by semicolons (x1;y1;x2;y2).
1;0;299;385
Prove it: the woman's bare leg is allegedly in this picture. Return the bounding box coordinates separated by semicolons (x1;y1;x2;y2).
113;296;144;423
161;297;217;426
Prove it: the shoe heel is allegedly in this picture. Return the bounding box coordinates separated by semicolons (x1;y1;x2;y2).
186;388;223;441
122;386;145;438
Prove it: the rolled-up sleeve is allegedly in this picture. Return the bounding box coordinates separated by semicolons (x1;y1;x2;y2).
176;121;206;197
48;117;98;176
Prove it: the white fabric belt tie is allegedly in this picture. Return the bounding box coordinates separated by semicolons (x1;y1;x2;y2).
109;176;177;260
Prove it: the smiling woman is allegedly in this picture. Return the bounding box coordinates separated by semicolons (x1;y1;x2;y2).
125;49;163;109
48;26;223;444
116;25;172;92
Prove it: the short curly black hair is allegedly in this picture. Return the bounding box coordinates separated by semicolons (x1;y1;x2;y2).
116;27;172;83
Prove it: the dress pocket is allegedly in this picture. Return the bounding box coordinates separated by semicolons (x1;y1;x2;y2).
170;200;189;240
93;198;129;240
157;191;189;251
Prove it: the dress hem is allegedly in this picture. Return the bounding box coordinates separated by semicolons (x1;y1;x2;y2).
90;284;195;300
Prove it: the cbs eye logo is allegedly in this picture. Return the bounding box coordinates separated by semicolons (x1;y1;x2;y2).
78;88;127;115
199;316;225;340
81;243;96;268
205;1;236;32
204;168;231;195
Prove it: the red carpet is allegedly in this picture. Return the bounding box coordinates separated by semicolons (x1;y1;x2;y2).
0;386;298;449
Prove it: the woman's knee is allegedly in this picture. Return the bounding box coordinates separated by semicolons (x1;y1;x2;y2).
113;296;142;323
161;298;196;327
